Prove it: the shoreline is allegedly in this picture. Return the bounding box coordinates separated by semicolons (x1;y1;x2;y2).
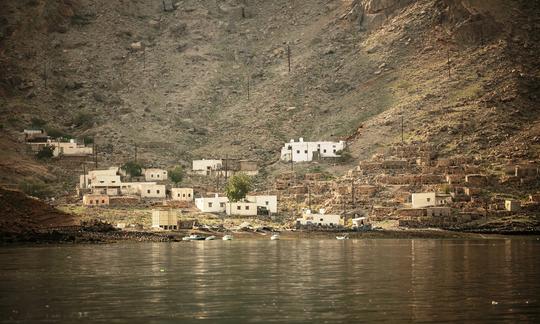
1;227;538;244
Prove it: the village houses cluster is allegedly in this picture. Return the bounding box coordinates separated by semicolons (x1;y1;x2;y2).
24;129;93;157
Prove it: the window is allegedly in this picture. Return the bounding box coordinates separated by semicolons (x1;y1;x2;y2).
188;193;191;197
157;174;160;178
245;206;249;210
157;190;160;194
100;181;104;183
177;193;180;197
323;149;327;153
320;218;324;222
333;149;336;153
182;194;186;198
147;190;151;194
427;198;431;202
265;201;269;205
220;202;225;207
304;150;308;154
151;174;154;178
89;200;93;204
297;150;300;154
112;181;116;183
237;206;241;210
288;145;292;150
101;200;105;204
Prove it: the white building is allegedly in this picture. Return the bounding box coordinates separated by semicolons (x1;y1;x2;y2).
411;192;452;209
245;195;278;214
139;184;166;199
171;188;194;201
195;194;228;213
143;168;168;181
225;201;258;216
296;209;342;226
280;138;346;162
120;182;156;195
192;159;223;175
79;167;119;189
151;209;179;230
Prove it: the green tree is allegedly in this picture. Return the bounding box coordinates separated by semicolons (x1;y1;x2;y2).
36;145;55;159
224;173;252;202
19;179;52;198
121;161;143;178
169;166;184;186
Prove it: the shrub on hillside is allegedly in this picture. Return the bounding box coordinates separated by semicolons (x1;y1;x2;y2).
36;145;55;159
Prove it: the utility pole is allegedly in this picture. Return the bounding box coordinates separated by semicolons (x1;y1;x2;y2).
351;178;355;209
447;49;451;79
307;185;311;211
289;147;293;171
44;61;48;89
461;111;464;143
224;154;228;181
134;144;138;162
94;143;98;168
143;47;146;70
83;163;87;189
401;115;404;144
247;74;250;100
287;44;291;73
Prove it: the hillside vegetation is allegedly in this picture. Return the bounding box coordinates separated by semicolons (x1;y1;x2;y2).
0;0;538;188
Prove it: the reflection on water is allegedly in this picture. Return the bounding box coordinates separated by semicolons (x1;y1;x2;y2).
0;239;539;323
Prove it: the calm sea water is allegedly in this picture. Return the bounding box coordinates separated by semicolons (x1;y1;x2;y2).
1;239;539;323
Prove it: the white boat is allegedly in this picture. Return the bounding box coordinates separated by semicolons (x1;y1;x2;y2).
205;235;216;241
183;234;205;241
336;234;349;240
270;233;280;240
222;234;233;241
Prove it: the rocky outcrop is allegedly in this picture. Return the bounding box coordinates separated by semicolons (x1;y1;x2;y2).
347;0;415;30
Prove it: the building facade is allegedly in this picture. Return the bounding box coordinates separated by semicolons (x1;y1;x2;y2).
411;192;452;209
139;184;166;199
296;209;342;226
83;194;110;206
225;201;258;216
151;209;179;230
143;168;168;181
171;188;194;201
280;138;346;163
195;194;228;213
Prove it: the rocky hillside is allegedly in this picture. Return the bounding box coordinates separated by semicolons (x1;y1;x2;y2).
0;0;538;188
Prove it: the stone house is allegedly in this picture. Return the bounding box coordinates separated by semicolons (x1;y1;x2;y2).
504;200;521;212
397;208;427;218
426;207;452;217
171;188;194;201
83;194;109;206
465;174;488;186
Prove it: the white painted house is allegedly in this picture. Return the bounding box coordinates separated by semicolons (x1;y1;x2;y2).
280;138;346;162
245;195;278;214
195;194;228;213
50;139;93;157
192;159;223;175
411;192;452;209
171;188;194;201
143;168;168;181
296;209;342;226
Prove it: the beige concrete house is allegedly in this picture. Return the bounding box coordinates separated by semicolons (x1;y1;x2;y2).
151;209;179;230
411;192;452;209
192;159;223;175
226;201;258;216
83;194;109;206
120;182;156;195
139;184;166;199
171;188;194;201
143;168;168;181
51;139;93;157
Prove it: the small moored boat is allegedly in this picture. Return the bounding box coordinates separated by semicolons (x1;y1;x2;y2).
205;235;216;241
270;233;280;240
222;234;233;241
336;234;349;240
